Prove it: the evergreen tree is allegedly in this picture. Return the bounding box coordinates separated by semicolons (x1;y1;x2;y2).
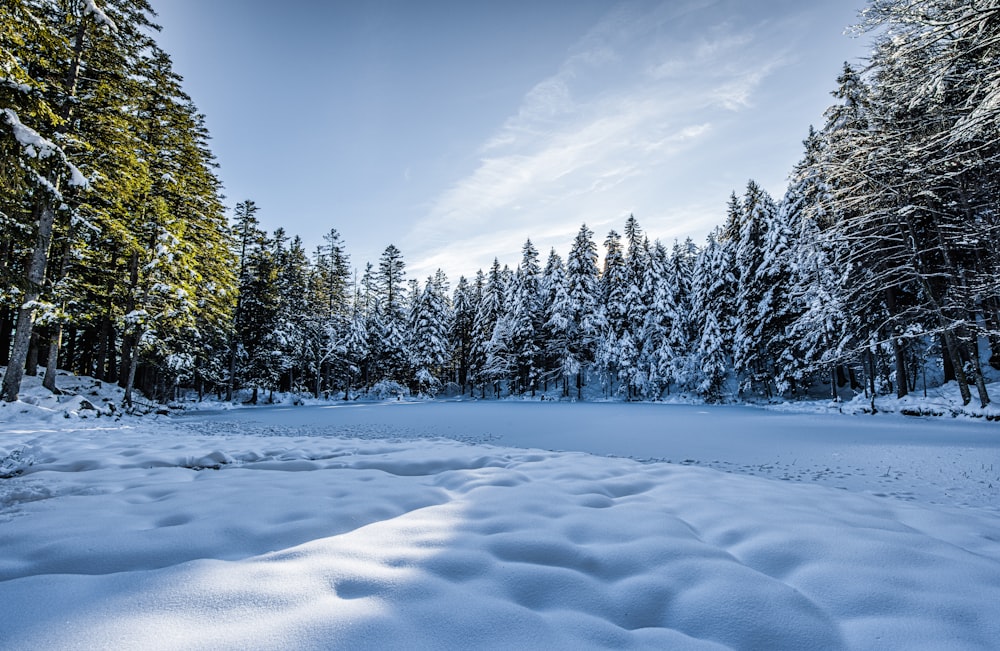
622;216;650;398
564;224;603;398
666;239;698;392
375;244;408;383
272;232;311;394
449;275;476;393
507;240;543;395
639;240;676;397
239;230;281;403
776;129;847;397
226;200;260;400
732;180;779;396
1;0;118;401
470;260;504;397
691;231;733;401
357;262;381;388
409;272;451;394
539;249;570;395
597;229;628;396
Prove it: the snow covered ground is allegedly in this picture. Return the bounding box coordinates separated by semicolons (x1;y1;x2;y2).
1;389;999;648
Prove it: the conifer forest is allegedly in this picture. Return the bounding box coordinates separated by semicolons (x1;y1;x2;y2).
2;0;999;409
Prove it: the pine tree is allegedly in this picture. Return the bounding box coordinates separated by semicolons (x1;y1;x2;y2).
564;224;603;398
622;216;650;398
313;228;353;396
597;229;628;396
409;272;451;394
732;180;779;397
449;275;476;393
855;1;997;406
539;249;570;395
376;244;408;384
270;232;308;393
239;230;281;403
357;262;381;388
665;239;698;392
0;0;116;401
470;260;504;397
226;200;260;400
639;240;675;397
775;129;847;397
691;231;733;401
507;240;543;395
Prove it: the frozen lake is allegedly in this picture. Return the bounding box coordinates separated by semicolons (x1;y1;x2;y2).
178;401;1000;511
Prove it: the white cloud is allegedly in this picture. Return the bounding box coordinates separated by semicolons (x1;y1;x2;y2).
711;57;789;111
406;1;800;281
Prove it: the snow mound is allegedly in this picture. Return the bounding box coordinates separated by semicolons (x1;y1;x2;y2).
767;379;1000;421
0;367;127;423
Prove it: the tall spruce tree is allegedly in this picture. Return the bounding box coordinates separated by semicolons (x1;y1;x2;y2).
507;240;543;395
565;224;603;398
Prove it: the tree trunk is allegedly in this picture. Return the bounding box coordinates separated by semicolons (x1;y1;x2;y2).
941;334;956;383
124;335;140;408
118;248;141;387
25;330;39;376
2;203;58;401
42;323;62;393
866;348;877;413
966;331;991;408
226;344;237;401
94;317;109;380
941;329;972;405
890;337;907;399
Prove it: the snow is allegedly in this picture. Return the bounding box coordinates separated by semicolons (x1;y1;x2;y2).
1;384;999;649
82;0;118;32
2;109;56;160
1;108;89;189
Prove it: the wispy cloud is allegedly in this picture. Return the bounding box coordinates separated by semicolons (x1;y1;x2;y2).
406;1;799;280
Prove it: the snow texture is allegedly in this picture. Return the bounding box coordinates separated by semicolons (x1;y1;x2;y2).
0;390;998;649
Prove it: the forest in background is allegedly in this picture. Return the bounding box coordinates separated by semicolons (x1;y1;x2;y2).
2;0;999;409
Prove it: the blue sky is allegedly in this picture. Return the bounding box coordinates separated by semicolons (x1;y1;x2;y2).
154;0;870;283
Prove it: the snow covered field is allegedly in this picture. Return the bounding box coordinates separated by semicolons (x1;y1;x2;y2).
1;400;999;649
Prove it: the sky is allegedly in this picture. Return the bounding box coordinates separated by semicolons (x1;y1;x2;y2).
153;0;871;284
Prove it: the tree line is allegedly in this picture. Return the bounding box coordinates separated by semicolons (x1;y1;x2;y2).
2;0;998;408
2;0;233;406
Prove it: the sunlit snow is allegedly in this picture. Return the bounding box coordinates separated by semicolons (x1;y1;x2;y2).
0;382;998;649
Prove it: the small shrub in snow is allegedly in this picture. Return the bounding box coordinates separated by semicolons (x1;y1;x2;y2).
369;380;409;401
